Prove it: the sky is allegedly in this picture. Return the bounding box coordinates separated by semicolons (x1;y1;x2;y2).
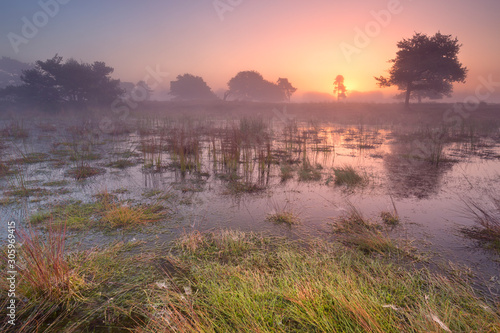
1;0;500;102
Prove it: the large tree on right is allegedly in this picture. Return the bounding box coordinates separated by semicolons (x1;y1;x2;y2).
375;32;467;108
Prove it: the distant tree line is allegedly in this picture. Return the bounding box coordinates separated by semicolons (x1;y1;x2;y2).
0;56;297;112
0;55;123;112
170;70;297;102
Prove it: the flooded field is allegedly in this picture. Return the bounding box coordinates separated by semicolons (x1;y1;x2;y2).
1;104;499;331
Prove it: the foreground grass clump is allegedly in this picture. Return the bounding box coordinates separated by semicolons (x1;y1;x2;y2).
332;165;366;186
137;230;500;332
0;232;163;332
14;227;85;303
0;226;86;331
461;197;500;252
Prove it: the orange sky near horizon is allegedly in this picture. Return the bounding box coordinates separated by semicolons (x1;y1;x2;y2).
1;0;499;101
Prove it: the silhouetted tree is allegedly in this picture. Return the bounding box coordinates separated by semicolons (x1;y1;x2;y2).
375;32;467;108
226;71;286;102
0;55;123;111
333;75;347;102
277;78;297;102
169;74;217;101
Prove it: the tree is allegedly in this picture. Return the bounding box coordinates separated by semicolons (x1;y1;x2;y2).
333;75;347;102
0;55;123;111
169;74;217;100
226;71;286;102
375;32;467;108
277;78;297;102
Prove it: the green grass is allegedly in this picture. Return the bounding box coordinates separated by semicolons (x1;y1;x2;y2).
105;158;136;169
332;204;399;254
279;163;294;181
298;158;322;181
65;166;105;180
30;211;52;224
136;230;500;332
69;152;101;161
224;180;266;195
267;211;300;225
6;187;49;198
43;180;70;187
0;225;86;331
30;191;170;230
0;231;164;332
332;165;366;186
266;200;300;225
101;202;166;228
9;152;49;164
2;229;498;332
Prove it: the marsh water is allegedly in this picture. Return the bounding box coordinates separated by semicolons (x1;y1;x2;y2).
1;113;499;296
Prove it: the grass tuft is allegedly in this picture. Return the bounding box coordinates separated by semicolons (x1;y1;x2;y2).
102;202;166;228
267;211;300;225
266;199;300;225
333;204;397;254
332;165;366;186
65;166;105;180
461;196;500;252
14;226;85;304
280;163;294;181
298;158;322;181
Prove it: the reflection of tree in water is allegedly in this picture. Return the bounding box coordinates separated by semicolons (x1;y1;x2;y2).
383;143;454;199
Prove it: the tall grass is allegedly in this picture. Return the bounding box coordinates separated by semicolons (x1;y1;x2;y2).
64;126;105;179
1;119;29;139
14;225;85;304
0;224;85;332
137;230;500;332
